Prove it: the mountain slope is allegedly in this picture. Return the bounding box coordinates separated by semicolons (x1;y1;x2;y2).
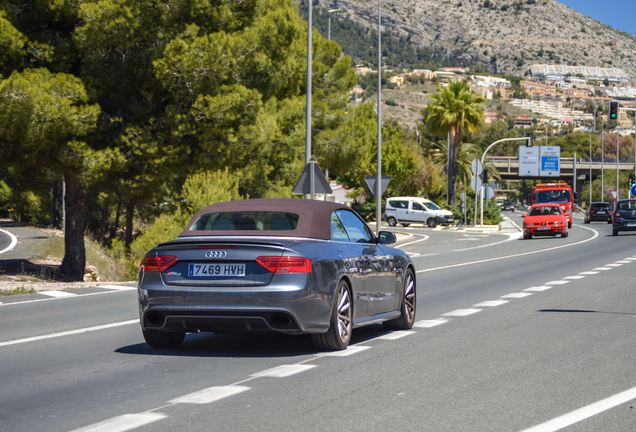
318;0;636;81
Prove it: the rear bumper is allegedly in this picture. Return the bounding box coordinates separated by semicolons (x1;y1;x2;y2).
613;220;636;232
138;273;332;335
589;215;611;222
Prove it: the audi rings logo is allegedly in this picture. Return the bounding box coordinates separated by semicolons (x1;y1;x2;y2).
205;250;228;258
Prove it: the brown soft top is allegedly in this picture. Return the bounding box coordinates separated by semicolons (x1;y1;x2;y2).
179;198;355;240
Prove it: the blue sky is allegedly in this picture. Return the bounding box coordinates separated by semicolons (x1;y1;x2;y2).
558;0;636;36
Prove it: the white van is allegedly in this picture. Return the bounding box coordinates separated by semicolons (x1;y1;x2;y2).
384;197;454;228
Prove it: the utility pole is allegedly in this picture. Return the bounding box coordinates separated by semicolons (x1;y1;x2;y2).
305;0;313;199
375;0;382;235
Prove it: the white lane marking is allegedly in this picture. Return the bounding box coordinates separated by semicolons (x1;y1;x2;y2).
454;232;523;252
414;319;448;328
418;226;598;273
0;288;134;307
169;385;250;404
377;331;415;340
624;258;636;261
407;252;421;257
69;413;167;432
250;364;316;378
442;309;482;317
605;263;622;267
0;228;18;255
593;267;612;271
615;260;631;264
38;290;78;298
97;285;136;291
524;286;552;292
579;271;599;275
396;234;429;249
0;319;138;348
323;346;372;356
501;293;533;299
545;280;570;285
474;300;508;307
455;238;480;241
563;275;585;280
520;386;636;432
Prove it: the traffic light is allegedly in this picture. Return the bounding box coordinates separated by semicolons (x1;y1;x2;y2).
525;132;533;147
630;176;636;188
609;100;619;121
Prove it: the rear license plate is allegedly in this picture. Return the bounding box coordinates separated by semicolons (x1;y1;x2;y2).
537;227;551;231
598;211;606;214
188;263;246;277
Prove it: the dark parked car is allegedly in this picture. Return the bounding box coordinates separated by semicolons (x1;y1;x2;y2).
612;199;636;236
138;199;416;351
585;202;612;224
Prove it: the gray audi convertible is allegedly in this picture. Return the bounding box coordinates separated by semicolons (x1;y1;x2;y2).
137;198;416;351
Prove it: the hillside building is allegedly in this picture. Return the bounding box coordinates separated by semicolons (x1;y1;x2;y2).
528;64;629;84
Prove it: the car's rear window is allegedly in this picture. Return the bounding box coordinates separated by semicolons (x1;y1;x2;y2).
591;204;611;210
617;201;636;211
189;211;299;231
388;200;408;209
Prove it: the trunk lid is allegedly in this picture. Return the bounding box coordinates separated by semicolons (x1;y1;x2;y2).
151;239;290;287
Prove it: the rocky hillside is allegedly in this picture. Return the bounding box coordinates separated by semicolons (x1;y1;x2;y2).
318;0;636;81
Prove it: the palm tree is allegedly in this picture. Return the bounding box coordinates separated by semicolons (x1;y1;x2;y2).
423;80;485;205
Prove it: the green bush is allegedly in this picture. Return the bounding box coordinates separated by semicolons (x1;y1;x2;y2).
128;168;244;268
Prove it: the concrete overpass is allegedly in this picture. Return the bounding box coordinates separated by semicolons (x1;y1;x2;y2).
489;156;636;203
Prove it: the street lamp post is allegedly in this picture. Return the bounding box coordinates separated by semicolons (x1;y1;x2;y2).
375;0;382;236
601;119;604;202
479;137;531;226
305;0;313;199
589;105;596;204
327;8;341;41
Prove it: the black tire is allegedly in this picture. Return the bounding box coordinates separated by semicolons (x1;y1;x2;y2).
561;231;568;238
426;218;437;228
387;217;397;227
523;232;532;239
608;219;612;224
568;221;572;229
383;267;416;331
311;280;352;351
613;229;619;236
401;223;410;227
142;329;185;349
584;218;589;224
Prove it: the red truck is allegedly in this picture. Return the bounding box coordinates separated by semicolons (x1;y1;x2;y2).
532;183;574;228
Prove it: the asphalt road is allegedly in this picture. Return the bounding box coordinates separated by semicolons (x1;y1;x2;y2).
1;216;635;431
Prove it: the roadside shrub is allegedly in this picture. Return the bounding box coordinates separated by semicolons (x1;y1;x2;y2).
127;168;245;270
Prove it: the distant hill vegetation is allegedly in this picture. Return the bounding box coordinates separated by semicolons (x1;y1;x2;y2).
300;0;636;81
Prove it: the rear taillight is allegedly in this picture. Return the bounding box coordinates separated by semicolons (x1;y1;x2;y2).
590;210;596;214
256;256;312;273
140;255;178;272
614;210;622;220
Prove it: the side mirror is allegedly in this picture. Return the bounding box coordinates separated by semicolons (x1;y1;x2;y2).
521;214;526;218
377;231;397;245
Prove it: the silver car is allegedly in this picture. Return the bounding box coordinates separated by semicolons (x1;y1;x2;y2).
138;198;416;351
